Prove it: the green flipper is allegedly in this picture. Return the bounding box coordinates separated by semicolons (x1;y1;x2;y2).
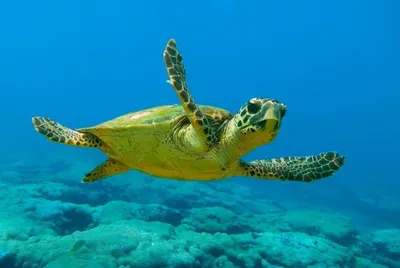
32;117;103;148
82;159;130;183
163;39;218;151
238;152;345;182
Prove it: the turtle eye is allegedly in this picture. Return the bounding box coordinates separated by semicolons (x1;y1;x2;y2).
247;101;261;114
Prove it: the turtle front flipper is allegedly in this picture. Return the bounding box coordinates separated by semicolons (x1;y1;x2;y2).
82;158;130;182
163;39;217;151
32;117;103;148
237;152;345;182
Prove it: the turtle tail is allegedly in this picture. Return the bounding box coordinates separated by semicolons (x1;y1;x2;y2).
32;117;103;148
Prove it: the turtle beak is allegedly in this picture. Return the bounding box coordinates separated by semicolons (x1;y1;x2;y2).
253;102;285;129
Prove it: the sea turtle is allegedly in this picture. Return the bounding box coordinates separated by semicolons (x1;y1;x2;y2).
32;38;345;183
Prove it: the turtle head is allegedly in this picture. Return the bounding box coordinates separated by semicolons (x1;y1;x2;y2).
234;98;286;148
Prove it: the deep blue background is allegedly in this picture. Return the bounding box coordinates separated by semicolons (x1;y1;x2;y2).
0;0;399;196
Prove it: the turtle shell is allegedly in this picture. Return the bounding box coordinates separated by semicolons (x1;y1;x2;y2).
78;104;233;133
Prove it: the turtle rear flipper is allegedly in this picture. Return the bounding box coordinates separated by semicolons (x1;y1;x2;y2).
82;158;130;182
238;152;345;182
32;117;103;148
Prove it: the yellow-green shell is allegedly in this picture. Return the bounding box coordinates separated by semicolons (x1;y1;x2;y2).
79;104;232;130
77;104;233;180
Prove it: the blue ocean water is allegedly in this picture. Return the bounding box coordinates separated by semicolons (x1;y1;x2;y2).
0;0;399;267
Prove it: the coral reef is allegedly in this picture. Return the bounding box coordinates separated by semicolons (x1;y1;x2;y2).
0;159;398;267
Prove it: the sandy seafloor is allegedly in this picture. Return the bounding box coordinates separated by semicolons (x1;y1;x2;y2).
0;154;399;268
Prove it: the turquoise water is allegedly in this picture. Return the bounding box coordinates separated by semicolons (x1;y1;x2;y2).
0;0;399;267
